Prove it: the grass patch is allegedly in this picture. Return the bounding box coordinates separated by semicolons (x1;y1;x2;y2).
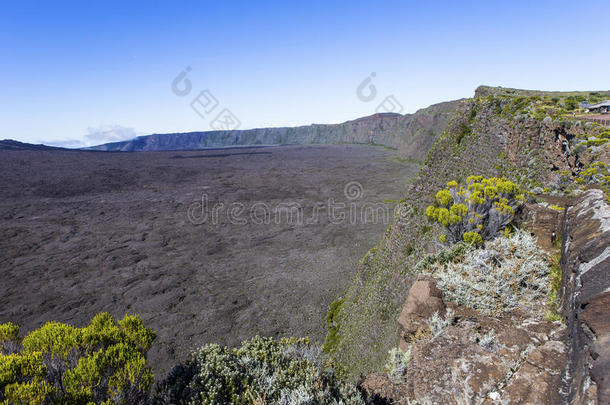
391;156;423;165
370;143;398;151
322;297;345;354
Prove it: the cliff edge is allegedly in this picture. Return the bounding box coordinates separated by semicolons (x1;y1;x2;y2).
324;86;610;404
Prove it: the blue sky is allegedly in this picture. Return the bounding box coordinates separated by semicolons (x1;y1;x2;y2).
1;1;608;147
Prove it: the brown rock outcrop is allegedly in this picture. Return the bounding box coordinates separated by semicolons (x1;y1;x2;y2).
500;340;568;404
396;275;445;351
366;189;609;404
516;200;565;251
359;373;405;404
361;298;568;404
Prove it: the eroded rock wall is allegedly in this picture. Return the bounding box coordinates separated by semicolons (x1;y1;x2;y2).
561;189;610;404
89;101;459;158
327;92;602;379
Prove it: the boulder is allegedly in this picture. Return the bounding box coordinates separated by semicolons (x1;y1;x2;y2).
397;275;445;350
358;373;404;404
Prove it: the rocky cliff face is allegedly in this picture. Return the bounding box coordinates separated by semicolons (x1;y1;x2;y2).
561;189;610;404
338;85;609;403
362;275;568;404
359;189;609;404
88;101;459;159
324;87;608;381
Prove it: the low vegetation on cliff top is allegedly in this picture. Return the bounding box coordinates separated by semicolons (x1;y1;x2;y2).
156;336;364;405
1;318;365;404
421;177;552;315
423;229;551;315
0;313;155;405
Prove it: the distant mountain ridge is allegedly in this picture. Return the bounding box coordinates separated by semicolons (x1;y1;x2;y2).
0;139;67;151
88;101;461;159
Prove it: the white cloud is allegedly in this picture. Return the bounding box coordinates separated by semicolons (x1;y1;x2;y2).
44;125;138;148
84;124;137;144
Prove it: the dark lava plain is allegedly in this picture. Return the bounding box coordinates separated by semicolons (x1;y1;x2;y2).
0;144;419;377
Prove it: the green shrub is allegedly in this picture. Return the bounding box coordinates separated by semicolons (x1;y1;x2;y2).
0;323;19;355
0;324;19;344
384;347;410;384
462;231;483;246
425;176;524;244
564;98;578;110
411;242;468;275
155;336;364;405
455;122;472;144
500;96;541;117
0;313;155;405
575;162;610;201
